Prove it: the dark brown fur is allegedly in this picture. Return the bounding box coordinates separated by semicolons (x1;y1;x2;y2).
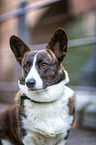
0;105;23;145
46;29;68;62
10;36;30;65
67;95;75;116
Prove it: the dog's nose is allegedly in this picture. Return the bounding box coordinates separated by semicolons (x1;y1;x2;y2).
26;78;36;88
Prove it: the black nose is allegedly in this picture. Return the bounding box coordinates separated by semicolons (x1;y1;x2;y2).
26;78;36;88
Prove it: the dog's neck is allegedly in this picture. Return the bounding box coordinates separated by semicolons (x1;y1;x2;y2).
18;70;69;103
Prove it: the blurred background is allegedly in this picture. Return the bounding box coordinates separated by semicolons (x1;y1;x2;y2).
0;0;96;133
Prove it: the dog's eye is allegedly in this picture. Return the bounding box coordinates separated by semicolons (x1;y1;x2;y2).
41;63;47;68
23;65;29;70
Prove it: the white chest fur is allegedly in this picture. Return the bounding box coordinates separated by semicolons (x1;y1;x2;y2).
22;86;74;145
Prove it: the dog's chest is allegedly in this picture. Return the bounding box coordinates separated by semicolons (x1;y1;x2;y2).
21;87;74;145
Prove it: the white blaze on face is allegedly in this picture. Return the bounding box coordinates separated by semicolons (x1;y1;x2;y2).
25;53;43;90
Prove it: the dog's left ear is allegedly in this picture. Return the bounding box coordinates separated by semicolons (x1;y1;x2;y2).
10;35;30;66
46;28;68;62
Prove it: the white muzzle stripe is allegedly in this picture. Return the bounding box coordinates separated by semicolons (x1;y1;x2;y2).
25;53;43;90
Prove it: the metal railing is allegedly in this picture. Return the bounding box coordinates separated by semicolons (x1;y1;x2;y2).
0;0;60;23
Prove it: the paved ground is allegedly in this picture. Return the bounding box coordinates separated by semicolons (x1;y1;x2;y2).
66;128;96;145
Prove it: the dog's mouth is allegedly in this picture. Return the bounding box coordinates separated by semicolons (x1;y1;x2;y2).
28;88;44;93
27;84;48;92
27;84;50;93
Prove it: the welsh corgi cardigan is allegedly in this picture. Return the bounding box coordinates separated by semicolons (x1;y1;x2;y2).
0;28;75;145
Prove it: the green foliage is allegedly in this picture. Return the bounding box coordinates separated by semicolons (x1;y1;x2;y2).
63;45;93;86
62;18;93;86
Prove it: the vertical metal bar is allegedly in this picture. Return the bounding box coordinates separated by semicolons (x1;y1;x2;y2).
18;1;29;44
14;1;29;90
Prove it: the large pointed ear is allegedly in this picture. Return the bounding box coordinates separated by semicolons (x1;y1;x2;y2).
46;28;68;62
10;35;30;66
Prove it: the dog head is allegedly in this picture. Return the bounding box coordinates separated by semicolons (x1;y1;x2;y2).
10;28;69;102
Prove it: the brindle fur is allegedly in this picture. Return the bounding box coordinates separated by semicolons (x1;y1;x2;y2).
0;105;23;145
0;28;75;145
67;96;75;116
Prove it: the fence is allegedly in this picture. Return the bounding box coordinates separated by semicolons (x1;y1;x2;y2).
0;0;96;92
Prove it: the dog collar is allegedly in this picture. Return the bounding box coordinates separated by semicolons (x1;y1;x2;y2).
20;95;42;103
21;95;30;101
20;95;55;104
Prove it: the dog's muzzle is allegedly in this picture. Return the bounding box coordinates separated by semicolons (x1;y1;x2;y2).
26;78;36;89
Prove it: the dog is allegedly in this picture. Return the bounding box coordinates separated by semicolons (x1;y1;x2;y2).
0;28;75;145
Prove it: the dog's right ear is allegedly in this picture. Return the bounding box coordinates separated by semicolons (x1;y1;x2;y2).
10;35;30;66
